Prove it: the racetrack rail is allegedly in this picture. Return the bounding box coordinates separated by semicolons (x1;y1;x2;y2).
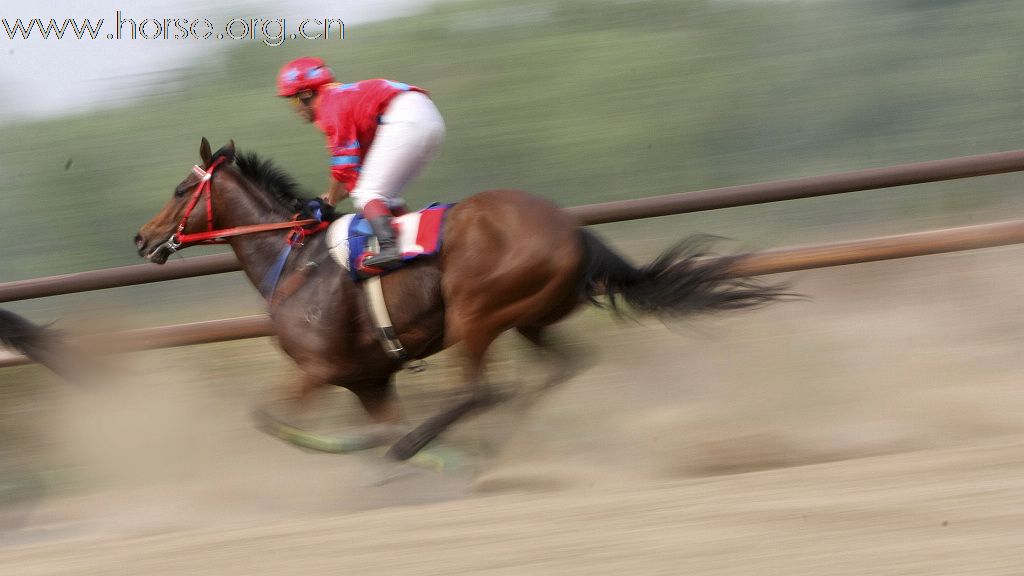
2;218;1023;368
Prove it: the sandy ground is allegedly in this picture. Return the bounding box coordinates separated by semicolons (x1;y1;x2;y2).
2;247;1024;574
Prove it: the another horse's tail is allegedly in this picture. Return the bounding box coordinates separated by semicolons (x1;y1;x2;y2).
0;309;75;378
578;230;792;317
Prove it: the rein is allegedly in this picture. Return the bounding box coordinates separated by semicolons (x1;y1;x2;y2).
155;156;331;303
166;157;328;251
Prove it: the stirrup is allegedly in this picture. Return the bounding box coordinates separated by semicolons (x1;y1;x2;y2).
363;249;403;270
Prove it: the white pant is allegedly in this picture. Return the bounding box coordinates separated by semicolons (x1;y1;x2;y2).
350;91;446;211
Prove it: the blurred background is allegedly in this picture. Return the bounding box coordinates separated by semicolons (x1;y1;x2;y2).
2;0;1024;570
4;0;1024;312
4;0;1024;299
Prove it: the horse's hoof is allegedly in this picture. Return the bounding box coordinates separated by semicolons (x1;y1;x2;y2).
385;444;412;462
381;443;467;475
386;432;429;461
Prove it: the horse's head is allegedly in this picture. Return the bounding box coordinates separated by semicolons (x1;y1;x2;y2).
135;137;236;264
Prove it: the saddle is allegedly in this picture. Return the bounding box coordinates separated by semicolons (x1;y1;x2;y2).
325;204;453;361
326;204;452;280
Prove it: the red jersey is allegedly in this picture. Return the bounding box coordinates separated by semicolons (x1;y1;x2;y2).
314;79;428;191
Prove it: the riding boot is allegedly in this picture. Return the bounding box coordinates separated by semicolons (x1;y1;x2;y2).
363;216;403;270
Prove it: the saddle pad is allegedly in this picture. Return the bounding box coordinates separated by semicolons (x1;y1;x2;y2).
326;204;452;279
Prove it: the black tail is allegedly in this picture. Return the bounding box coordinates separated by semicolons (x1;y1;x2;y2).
578;230;793;317
0;309;75;378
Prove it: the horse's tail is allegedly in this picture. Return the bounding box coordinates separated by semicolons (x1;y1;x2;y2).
0;309;75;378
578;230;793;317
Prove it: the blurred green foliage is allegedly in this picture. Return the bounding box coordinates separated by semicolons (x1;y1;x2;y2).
1;0;1023;322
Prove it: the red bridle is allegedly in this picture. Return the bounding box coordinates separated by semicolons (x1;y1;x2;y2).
168;156;328;251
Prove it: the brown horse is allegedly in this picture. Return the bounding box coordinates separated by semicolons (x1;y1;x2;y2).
135;138;788;461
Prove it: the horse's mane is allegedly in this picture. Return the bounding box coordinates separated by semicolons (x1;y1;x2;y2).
232;151;309;215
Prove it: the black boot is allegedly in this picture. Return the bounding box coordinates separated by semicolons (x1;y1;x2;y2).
363;216;403;270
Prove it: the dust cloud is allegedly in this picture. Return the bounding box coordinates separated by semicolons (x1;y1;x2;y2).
2;248;1024;574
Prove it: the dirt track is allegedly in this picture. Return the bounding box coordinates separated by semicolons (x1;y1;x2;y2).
2;250;1024;574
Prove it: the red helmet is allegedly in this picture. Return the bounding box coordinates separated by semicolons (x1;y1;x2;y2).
277;57;335;97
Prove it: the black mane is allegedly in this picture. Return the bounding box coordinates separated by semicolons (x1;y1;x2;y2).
233;151;309;214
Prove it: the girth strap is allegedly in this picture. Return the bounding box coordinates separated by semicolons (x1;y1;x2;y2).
364;275;408;361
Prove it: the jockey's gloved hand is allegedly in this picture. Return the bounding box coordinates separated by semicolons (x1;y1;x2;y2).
320;202;339;221
306;198;338;222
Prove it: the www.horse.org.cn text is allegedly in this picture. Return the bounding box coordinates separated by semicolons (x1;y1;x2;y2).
1;12;345;47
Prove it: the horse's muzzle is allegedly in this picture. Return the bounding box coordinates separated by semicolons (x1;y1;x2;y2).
135;233;171;264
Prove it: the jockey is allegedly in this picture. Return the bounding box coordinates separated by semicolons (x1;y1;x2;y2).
277;56;446;270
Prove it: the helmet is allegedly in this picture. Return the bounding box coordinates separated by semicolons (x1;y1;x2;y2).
277;57;335;97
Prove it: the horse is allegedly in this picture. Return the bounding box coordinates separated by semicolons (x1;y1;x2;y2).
134;138;790;461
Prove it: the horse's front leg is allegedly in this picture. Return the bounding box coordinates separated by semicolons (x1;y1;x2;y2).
250;370;324;427
347;376;408;447
253;370;403;454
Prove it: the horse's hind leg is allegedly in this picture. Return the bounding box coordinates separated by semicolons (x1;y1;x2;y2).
517;326;585;391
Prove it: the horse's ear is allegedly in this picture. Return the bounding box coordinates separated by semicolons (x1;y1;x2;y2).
210;139;236;165
199;137;212;165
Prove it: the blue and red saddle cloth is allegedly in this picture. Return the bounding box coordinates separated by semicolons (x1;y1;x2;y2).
326;203;453;280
